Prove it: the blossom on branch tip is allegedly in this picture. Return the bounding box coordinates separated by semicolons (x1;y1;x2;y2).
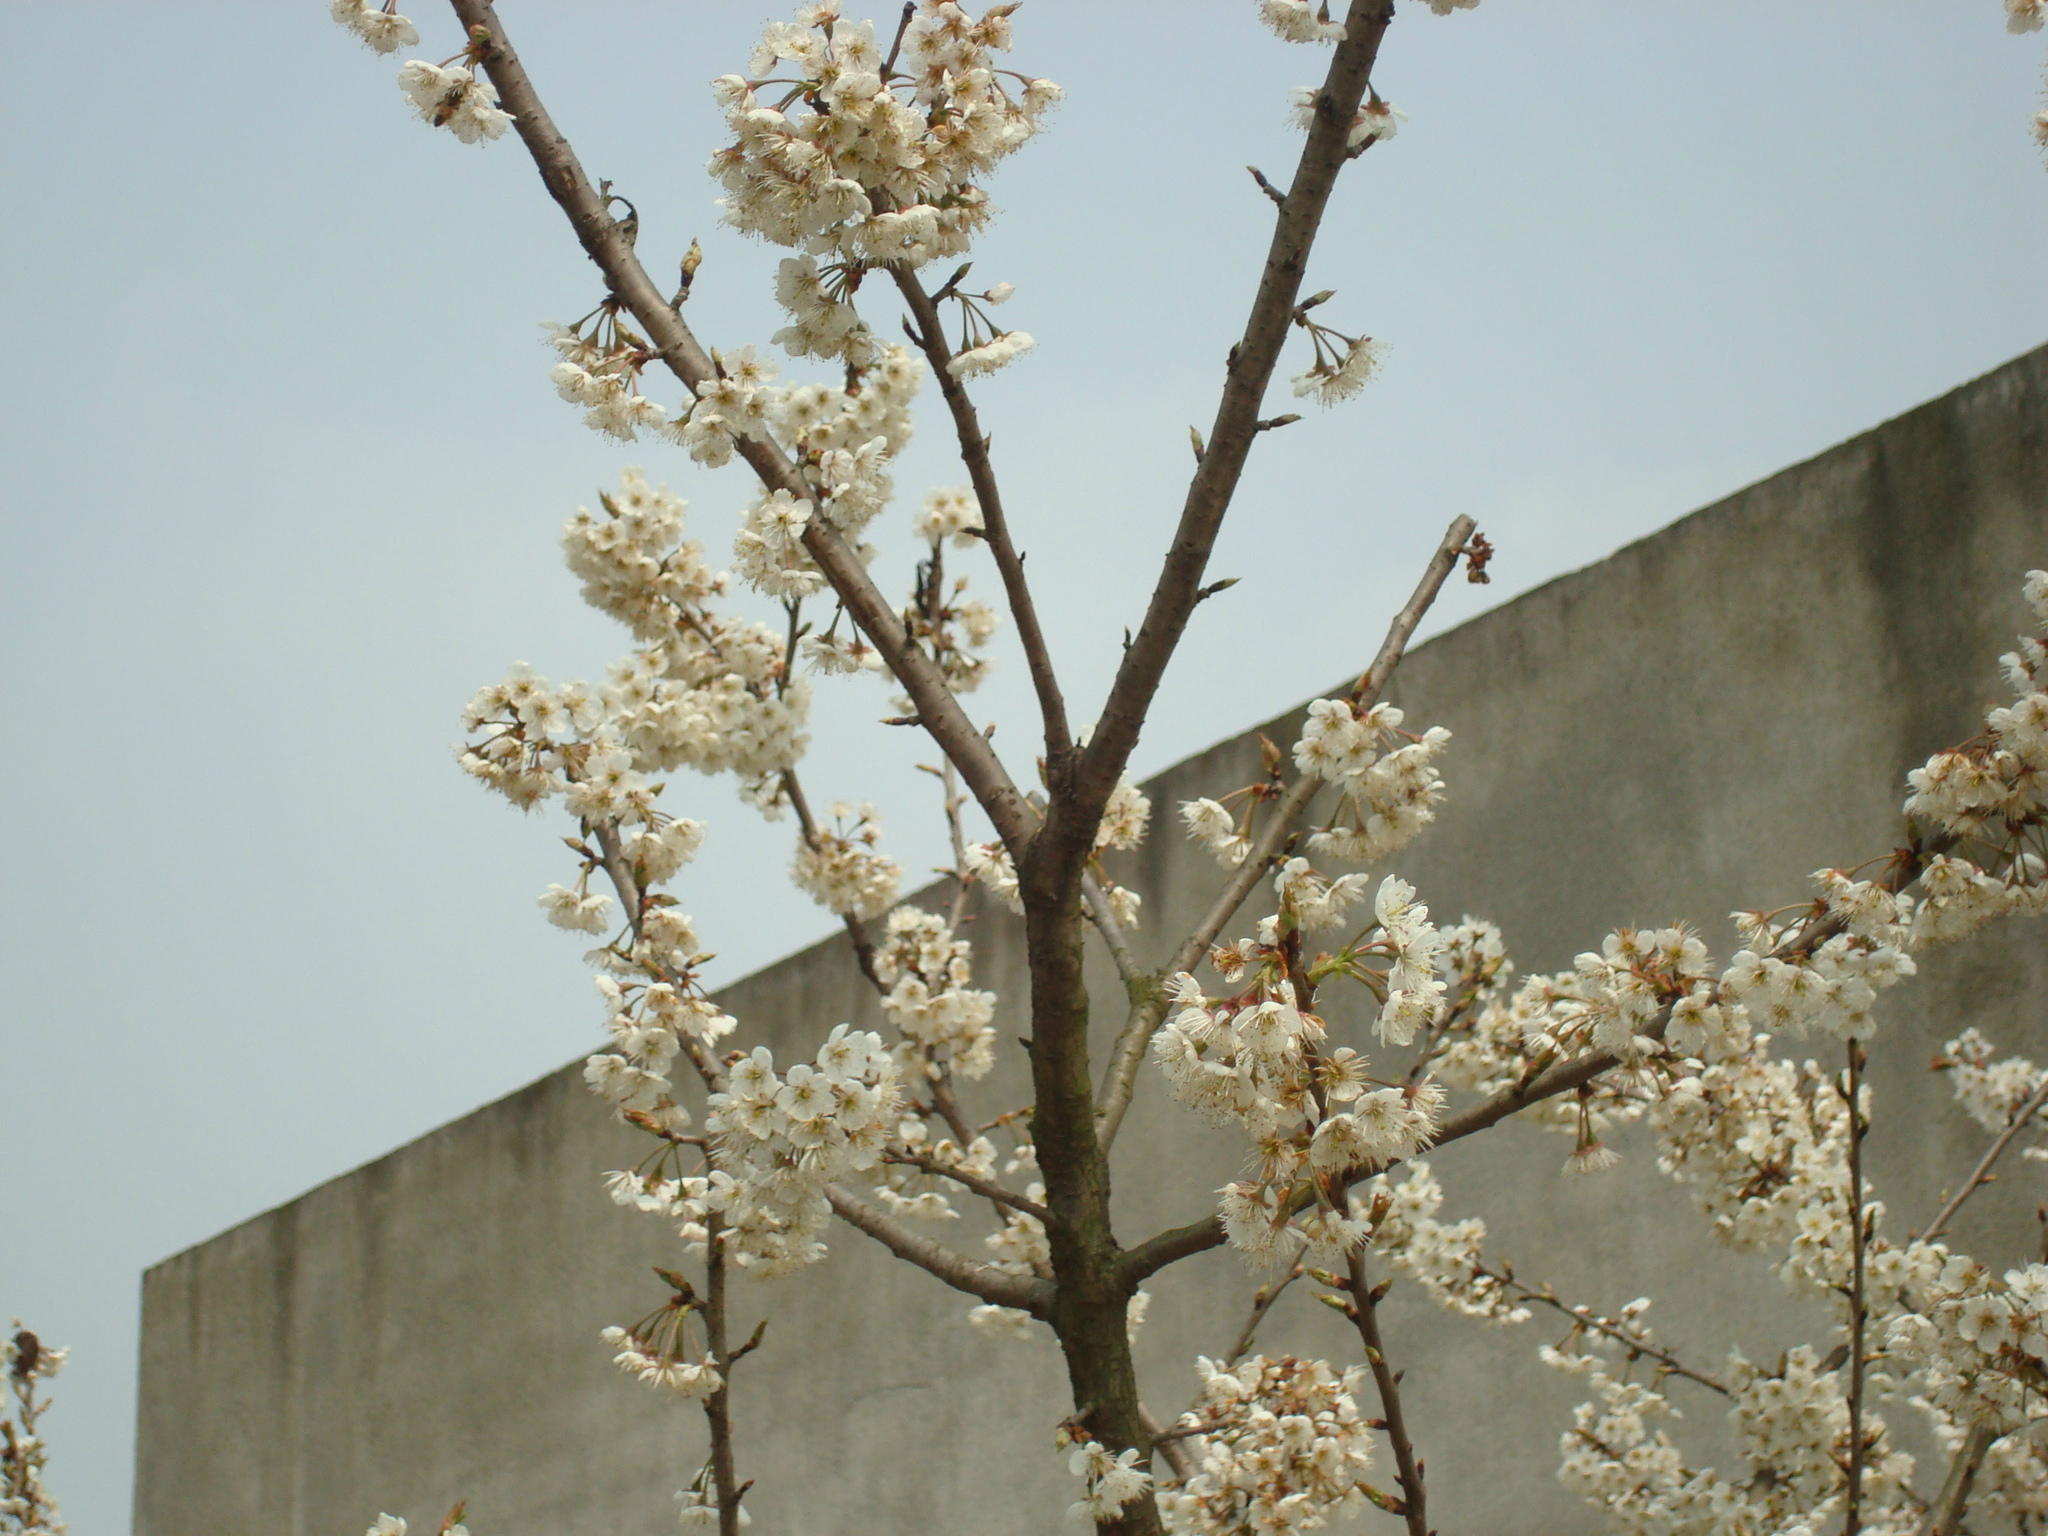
1258;0;1346;44
947;330;1035;379
396;60;511;144
916;486;984;546
710;3;1058;265
1066;1441;1152;1522
1291;332;1383;405
331;0;417;53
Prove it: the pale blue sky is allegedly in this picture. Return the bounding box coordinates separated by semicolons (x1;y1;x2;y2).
2;3;2044;1530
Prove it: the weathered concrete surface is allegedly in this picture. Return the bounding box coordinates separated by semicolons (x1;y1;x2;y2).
137;345;2048;1536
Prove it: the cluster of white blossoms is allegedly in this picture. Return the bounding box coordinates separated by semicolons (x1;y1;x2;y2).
1427;873;1922;1165
872;905;998;1080
1157;1354;1377;1536
1353;1162;1528;1323
582;953;738;1133
1899;570;2048;938
790;803;901;918
709;2;1059;271
1088;776;1154;929
1290;698;1450;864
396;60;512;144
961;838;1023;911
330;0;416;53
948;328;1035;378
703;1027;902;1274
1722;870;1918;1042
733;489;826;600
772;254;876;366
2010;0;2047;34
1067;1440;1154;1524
330;0;513;142
1258;0;1347;45
874;1116;991;1220
1153;871;1445;1266
686;341;922;479
1261;0;1479;37
536;469;814;799
546;316;672;445
599;1319;722;1401
965;1159;1054;1337
1283;582;2048;1532
1548;1334;1918;1536
1886;1257;2048;1432
1652;1045;1859;1284
916;484;984;545
1291;330;1384;406
1936;1028;2048;1152
1179;794;1255;869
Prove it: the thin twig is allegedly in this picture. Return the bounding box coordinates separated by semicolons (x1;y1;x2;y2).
939;757;975;932
449;0;1034;851
883;1149;1051;1222
1093;514;1478;1152
1919;1073;2048;1243
1479;1265;1729;1396
892;265;1071;764
1342;1250;1428;1536
1227;1264;1304;1364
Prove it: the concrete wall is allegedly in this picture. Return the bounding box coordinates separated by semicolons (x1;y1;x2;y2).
137;345;2048;1536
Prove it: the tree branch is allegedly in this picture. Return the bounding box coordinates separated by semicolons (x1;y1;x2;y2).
701;1214;746;1536
1080;868;1143;990
892;264;1071;763
1926;1422;1998;1536
1229;1264;1304;1364
1061;0;1395;865
1341;1251;1427;1536
448;0;1035;850
883;1149;1051;1222
824;1183;1054;1316
1139;1404;1196;1484
1918;1071;2048;1244
1094;515;1477;1152
1480;1264;1729;1396
1845;1039;1869;1536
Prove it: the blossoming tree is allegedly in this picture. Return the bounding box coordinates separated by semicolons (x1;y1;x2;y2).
326;1;2048;1532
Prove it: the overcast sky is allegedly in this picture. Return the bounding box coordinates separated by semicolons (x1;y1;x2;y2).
2;3;2044;1530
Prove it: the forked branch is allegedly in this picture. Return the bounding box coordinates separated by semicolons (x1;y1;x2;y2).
1067;0;1396;852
